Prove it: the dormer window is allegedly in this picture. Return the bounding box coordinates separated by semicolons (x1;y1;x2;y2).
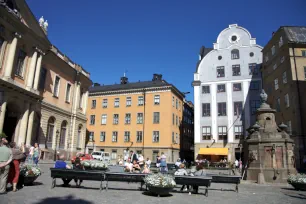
231;49;239;59
271;46;275;56
279;37;283;47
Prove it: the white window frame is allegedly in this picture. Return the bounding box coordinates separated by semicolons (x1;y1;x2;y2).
271;45;275;56
153;112;160;124
126;96;132;107
101;114;107;125
91;99;96;109
138;96;144;106
154;95;160;105
112;131;118;142
53;75;61;97
15;49;27;78
100;131;105;142
234;125;243;140
283;72;287;84
111;150;117;159
284;93;290;108
152;131;159;143
124;131;130;142
136;131;143;143
125;113;131;124
273;64;277;70
114;98;120;107
102;99;108;108
137;113;143;124
90;115;95;125
279;36;283;47
65;83;72;103
281;56;285;63
274;78;279;90
113;114;119;125
202;126;211;140
89;132;94;141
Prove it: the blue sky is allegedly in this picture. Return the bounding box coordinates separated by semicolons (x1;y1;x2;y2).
27;0;306;102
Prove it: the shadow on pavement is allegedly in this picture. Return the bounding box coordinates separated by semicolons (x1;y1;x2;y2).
284;193;306;200
33;195;93;204
142;191;173;197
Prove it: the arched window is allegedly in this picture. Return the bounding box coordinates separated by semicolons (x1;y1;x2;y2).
76;125;82;149
59;121;67;149
46;117;55;147
231;49;239;59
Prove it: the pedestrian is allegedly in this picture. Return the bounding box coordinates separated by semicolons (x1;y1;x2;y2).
160;152;168;173
174;164;189;191
7;142;25;192
175;159;182;169
239;159;243;173
130;150;138;163
235;159;239;169
138;154;144;169
73;157;84;187
0;136;12;194
33;143;41;166
145;158;151;168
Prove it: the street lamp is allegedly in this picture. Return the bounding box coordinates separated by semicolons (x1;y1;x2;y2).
53;130;60;161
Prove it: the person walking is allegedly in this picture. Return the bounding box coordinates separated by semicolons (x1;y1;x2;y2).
33;143;41;166
0;136;12;194
7;142;25;192
160;152;168;173
130;150;138;163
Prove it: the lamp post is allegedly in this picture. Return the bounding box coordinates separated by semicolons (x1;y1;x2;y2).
53;130;60;161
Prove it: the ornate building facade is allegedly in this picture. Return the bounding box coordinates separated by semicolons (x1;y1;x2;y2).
0;0;91;159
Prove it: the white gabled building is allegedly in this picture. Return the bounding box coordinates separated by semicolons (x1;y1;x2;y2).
192;24;263;162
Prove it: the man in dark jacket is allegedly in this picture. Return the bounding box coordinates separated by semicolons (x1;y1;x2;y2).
130;150;138;163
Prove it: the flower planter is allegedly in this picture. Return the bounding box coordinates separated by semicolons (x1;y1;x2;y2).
290;183;306;191
147;186;173;196
19;175;39;186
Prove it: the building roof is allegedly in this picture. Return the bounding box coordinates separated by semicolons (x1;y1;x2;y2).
195;47;213;73
89;79;185;98
283;26;306;43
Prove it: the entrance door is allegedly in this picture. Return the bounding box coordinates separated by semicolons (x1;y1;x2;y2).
3;113;18;142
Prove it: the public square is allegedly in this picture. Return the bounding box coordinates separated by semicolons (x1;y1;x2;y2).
0;164;305;204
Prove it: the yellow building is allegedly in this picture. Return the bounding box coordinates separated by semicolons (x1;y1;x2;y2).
86;74;185;163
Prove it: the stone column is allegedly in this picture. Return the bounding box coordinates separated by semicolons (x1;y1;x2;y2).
33;54;43;90
26;51;38;89
0;100;7;133
4;33;21;80
18;102;30;145
83;91;89;115
26;108;35;145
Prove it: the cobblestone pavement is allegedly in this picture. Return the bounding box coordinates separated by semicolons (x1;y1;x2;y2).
0;164;306;204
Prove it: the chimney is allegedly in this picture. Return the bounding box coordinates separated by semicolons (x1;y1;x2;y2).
120;76;128;84
152;74;162;81
93;83;100;87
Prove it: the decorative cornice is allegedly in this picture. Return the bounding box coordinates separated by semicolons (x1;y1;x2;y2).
14;32;21;39
34;47;45;55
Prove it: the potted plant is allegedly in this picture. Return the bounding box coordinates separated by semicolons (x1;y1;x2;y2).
144;173;176;196
287;174;306;191
81;160;108;171
19;165;42;185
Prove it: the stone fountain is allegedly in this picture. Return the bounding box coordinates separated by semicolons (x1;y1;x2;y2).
245;90;296;183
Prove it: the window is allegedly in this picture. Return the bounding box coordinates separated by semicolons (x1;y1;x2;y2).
126;97;132;107
15;50;26;77
218;126;227;140
265;55;269;62
79;91;83;108
202;86;210;94
138;96;144;106
304;67;306;80
271;45;275;56
217;66;225;77
124;131;130;142
234;102;243;116
284;94;290;108
46;117;55;145
100;132;105;142
232;64;241;76
172;96;174;107
218;102;226;116
38;67;47;90
102;99;108;108
250;100;260;115
114;98;119;107
90;115;95;125
152;131;159;142
53;76;60;97
217;84;226;93
91;100;96;109
172;114;175;125
125;113;131;124
176;133;179;144
276;98;281;112
152;150;159;162
137;113;143;124
233;83;242;91
176;99;178;109
280;56;285;63
154;95;160;105
302;50;306;57
234;126;243;140
179;101;181;111
202;103;210;117
231;49;239;59
273;64;277;70
202;126;211;140
279;37;283;47
286;121;292;135
274;78;279;90
113;114;119;124
153;112;160;124
136;131;143;143
89;132;94;142
101;114;107;125
65;83;71;103
112;131;118;142
283;72;287;84
249;63;258;75
250;81;260;90
176;115;178;126
111;150;117;160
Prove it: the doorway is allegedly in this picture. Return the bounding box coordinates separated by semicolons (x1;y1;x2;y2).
3;112;18;142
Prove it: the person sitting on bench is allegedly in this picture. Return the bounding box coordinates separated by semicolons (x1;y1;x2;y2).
54;154;71;187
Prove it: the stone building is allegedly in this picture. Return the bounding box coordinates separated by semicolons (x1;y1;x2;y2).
192;24;262;162
0;0;92;159
87;74;185;163
261;26;306;170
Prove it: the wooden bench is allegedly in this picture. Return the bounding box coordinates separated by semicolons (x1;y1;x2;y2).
206;174;241;193
174;176;212;197
104;172;148;191
50;168;105;191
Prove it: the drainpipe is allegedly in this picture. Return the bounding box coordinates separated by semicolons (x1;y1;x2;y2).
142;89;146;156
292;43;306;167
